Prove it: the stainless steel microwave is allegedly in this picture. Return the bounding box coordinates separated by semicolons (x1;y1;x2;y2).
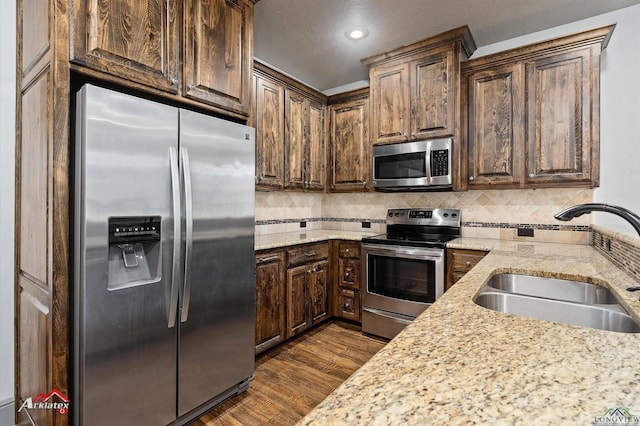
372;138;452;190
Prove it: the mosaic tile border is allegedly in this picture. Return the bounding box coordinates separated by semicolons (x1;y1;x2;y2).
256;217;386;225
463;222;590;232
256;218;590;231
593;229;640;283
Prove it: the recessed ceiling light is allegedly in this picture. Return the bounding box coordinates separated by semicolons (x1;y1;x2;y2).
346;28;368;40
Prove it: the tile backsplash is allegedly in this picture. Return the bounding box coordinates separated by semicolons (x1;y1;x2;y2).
256;188;593;243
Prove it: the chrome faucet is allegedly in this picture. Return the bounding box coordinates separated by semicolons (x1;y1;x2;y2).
554;203;640;236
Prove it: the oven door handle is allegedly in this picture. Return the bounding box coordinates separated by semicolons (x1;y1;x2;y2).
362;243;444;260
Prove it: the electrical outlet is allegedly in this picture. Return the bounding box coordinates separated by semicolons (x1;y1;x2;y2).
517;227;534;237
299;221;307;228
362;221;371;229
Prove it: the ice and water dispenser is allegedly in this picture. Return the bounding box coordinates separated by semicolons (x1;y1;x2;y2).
107;216;162;290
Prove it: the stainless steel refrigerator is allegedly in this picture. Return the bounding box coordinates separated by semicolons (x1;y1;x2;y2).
73;84;255;425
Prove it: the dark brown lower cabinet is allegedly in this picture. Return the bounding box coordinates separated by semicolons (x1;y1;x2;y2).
286;260;329;338
446;248;488;290
255;250;286;354
332;240;362;322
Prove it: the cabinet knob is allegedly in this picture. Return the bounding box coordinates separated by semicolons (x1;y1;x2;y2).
345;249;350;253
344;302;351;309
305;252;317;257
188;83;196;90
171;78;178;85
529;173;534;178
465;261;471;267
469;176;475;181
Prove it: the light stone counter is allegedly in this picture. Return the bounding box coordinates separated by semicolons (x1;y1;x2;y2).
299;238;640;425
255;230;378;251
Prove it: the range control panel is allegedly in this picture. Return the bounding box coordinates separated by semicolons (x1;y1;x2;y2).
386;208;460;227
108;216;161;245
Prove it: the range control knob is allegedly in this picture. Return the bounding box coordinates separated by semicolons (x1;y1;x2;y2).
388;212;393;217
452;213;458;218
443;213;449;217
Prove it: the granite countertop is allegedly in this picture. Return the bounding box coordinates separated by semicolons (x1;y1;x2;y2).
255;230;378;251
299;238;640;425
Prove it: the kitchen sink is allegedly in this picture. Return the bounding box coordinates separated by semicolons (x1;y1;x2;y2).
486;273;619;304
474;274;640;333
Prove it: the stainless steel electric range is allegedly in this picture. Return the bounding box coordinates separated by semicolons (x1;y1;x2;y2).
361;208;461;339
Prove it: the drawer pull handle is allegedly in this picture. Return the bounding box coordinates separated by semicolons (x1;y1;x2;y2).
465;261;471;267
305;252;317;257
257;255;280;263
307;268;318;274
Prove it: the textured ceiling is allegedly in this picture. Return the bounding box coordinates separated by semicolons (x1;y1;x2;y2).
254;0;640;92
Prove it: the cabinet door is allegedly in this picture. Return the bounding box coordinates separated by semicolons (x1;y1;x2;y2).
286;264;310;338
467;63;524;187
306;101;326;190
255;76;285;189
370;63;410;145
329;98;370;192
72;0;179;93
284;90;307;189
309;260;329;325
446;249;488;290
337;288;360;322
184;0;253;115
255;251;286;354
525;48;595;185
411;49;455;139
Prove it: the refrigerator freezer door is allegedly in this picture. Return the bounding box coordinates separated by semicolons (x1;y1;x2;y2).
75;84;179;426
177;109;256;418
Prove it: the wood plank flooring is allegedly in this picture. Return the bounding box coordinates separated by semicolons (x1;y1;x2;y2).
192;321;387;425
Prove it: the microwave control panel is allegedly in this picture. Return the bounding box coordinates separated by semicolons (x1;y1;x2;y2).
431;149;449;177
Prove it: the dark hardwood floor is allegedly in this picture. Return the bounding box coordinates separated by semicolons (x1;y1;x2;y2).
191;321;387;425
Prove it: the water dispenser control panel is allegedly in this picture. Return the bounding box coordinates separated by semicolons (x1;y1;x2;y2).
109;216;161;245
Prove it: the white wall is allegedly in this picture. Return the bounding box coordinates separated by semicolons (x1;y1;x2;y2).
0;0;16;412
472;4;640;238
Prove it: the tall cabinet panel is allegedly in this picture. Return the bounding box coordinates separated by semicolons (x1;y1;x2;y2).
72;0;179;93
184;0;254;114
328;91;370;192
466;64;524;187
411;48;455;140
306;101;326;190
370;63;410;145
16;0;71;425
525;48;595;185
284;90;307;189
255;75;285;189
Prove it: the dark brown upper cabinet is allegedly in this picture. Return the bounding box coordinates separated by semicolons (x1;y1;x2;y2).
254;62;327;192
363;27;476;147
184;0;253;114
72;0;254;117
461;25;615;190
72;0;180;93
328;89;371;192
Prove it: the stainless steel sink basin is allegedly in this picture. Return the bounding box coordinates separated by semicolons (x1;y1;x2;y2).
474;292;640;333
474;273;640;333
486;274;619;304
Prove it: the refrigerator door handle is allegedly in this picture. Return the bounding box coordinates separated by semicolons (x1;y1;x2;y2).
180;146;194;323
168;146;181;328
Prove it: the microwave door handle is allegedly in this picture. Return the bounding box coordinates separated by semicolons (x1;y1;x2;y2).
424;142;432;184
168;147;181;328
180;146;193;323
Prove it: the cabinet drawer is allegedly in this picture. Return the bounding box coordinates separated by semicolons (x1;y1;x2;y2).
339;258;360;290
338;241;360;258
286;242;329;267
337;288;360;322
450;250;487;273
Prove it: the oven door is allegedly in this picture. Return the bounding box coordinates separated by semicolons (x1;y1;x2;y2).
362;243;444;318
